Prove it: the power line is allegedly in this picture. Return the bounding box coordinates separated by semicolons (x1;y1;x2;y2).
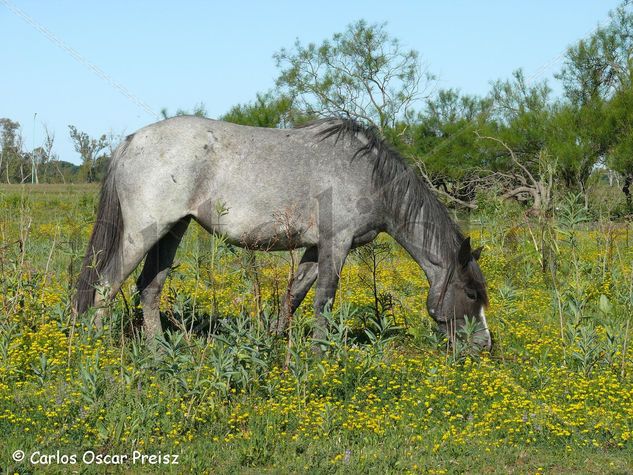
1;0;160;120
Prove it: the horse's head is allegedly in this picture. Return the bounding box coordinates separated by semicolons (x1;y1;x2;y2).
426;237;491;351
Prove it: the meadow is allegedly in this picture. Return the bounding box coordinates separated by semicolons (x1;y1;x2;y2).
0;184;632;474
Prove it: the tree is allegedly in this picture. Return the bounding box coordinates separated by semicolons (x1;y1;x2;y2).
553;2;633;204
546;101;609;207
274;20;434;132
557;1;633;105
27;124;56;184
160;102;208;120
221;91;302;128
40;125;66;184
479;70;608;209
489;69;552;157
0;118;25;183
476;132;556;215
398;89;493;208
68;125;109;183
478;71;553;202
605;79;633;206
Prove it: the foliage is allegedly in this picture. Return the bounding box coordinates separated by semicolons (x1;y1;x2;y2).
274;20;434;131
68;125;109;183
160;102;209;120
605;79;633;208
556;1;633;105
220;91;306;128
400;89;492;183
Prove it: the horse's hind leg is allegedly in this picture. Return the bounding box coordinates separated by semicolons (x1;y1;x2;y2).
136;218;190;338
93;219;184;333
276;246;318;334
93;235;158;330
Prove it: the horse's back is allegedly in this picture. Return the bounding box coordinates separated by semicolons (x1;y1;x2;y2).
113;116;381;250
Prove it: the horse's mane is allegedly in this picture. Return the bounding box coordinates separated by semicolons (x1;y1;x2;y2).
298;117;464;261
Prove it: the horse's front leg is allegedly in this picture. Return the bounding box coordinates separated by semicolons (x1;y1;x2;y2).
313;236;352;344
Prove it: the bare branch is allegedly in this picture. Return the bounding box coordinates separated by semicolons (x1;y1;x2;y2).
475;132;539;187
414;160;477;209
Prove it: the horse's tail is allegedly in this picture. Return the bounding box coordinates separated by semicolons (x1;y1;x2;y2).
74;139;129;314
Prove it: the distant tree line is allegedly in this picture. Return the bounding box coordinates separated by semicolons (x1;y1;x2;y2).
0;119;111;184
2;2;632;216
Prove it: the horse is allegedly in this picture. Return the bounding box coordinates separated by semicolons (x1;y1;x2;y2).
75;116;491;349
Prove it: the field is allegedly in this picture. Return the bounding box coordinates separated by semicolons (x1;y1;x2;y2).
1;184;632;474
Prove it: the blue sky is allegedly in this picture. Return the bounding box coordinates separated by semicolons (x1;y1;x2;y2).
0;1;622;164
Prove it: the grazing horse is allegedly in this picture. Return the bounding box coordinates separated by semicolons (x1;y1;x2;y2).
75;116;491;349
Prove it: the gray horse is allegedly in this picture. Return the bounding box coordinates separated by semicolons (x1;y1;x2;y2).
75;116;491;349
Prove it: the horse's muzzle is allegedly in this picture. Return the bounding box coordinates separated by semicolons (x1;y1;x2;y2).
436;322;492;352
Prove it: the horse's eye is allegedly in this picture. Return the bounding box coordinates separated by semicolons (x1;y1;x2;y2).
465;288;477;300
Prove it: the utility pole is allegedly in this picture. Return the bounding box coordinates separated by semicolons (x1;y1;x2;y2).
31;112;38;184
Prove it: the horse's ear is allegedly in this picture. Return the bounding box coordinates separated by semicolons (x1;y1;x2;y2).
472;246;483;261
458;237;472;267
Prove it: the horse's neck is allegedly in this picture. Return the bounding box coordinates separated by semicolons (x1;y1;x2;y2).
389;220;454;286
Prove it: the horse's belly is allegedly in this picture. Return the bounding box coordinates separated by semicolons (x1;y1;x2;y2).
195;203;318;251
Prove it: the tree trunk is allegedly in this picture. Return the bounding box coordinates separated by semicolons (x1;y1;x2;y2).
54;160;66;184
579;179;589;210
623;174;632;209
32;160;38;184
